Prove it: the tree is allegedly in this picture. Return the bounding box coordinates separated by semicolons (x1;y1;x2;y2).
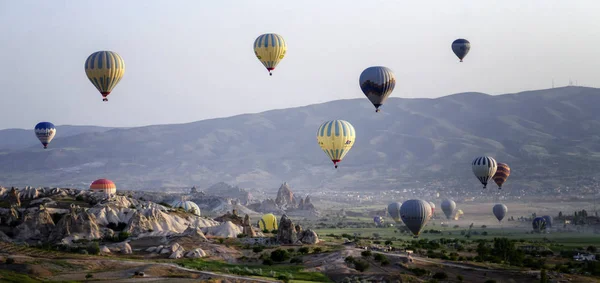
298;247;309;254
353;260;370;272
457;275;464;282
587;246;597;253
433;272;448;280
385;240;393;245
540;269;548;283
361;250;372;258
558;211;563;218
270;249;290;262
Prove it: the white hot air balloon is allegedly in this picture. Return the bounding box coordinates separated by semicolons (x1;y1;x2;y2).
472;156;497;189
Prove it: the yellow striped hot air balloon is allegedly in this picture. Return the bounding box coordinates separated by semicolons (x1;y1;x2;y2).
257;213;278;231
84;51;125;102
253;33;287;76
317;120;356;168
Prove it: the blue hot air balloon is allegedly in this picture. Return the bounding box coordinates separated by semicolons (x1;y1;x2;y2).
34;122;56;149
451;39;471;62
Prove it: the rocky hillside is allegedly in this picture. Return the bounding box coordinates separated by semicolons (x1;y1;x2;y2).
1;86;600;190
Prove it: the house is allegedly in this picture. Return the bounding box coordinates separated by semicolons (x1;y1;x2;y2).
574;253;596;261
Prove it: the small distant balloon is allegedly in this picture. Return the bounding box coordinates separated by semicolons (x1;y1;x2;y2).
253;33;287;76
493;203;507;222
451;39;471;62
359;66;396;112
387;202;402;224
441;199;456;220
34;122;56;149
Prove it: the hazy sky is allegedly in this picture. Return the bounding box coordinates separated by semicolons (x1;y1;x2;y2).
1;0;599;130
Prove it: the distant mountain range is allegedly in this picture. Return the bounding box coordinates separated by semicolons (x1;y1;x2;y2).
1;86;599;191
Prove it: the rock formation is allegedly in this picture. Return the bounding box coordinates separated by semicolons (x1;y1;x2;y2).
6;187;20;207
242;214;256;238
276;214;297;244
15;208;55;241
190;186;198;194
297;229;319;244
49;206;101;243
179;226;207;241
275;182;296;209
185;248;207;258
213;211;244;226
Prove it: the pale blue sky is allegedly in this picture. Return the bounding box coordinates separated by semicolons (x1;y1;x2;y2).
1;0;599;129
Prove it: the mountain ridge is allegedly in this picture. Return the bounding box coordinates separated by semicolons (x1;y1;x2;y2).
1;86;599;192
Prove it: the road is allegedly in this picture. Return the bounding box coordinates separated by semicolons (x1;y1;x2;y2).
361;248;539;275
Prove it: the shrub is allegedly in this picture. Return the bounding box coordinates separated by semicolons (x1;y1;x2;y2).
5;258;15;264
237;233;247;238
118;231;130;241
381;258;390;266
159;202;172;208
262;258;274;266
433;272;448;280
353;260;370;272
457;275;464;282
217;238;224;244
410;267;428;277
271;229;278;234
290;257;303;264
263;229;270;233
313;247;323;254
76;195;84;201
345;256;355;264
374;253;386;262
385;240;393;245
270;249;290;262
361;250;372;258
86;273;93;279
253;246;265;253
298;247;309;254
87;242;100;255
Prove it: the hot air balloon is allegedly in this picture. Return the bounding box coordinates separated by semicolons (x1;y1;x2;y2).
453;209;464;221
257;213;278;231
373;216;384;226
317;120;356;168
493;163;511;189
400;199;431;237
84;51;125;102
34;122;56;149
171;200;201;216
253;33;287;76
541;215;553;228
428;201;436;215
472;156;498;189
451;39;471;62
493;204;507;222
532;217;547;232
441;199;456;220
89;179;116;195
387;202;402;224
359;66;396;112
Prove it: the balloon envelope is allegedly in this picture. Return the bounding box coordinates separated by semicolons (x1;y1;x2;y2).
451;39;471;62
359;66;396;112
84;51;125;101
253;33;287;75
317;120;356;168
493;163;511;189
34;122;56;149
493;204;507;222
373;216;384;225
472;156;498;188
400;199;432;236
441;199;456;220
258;213;278;231
541;215;553;228
532;217;547;232
387;202;402;224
